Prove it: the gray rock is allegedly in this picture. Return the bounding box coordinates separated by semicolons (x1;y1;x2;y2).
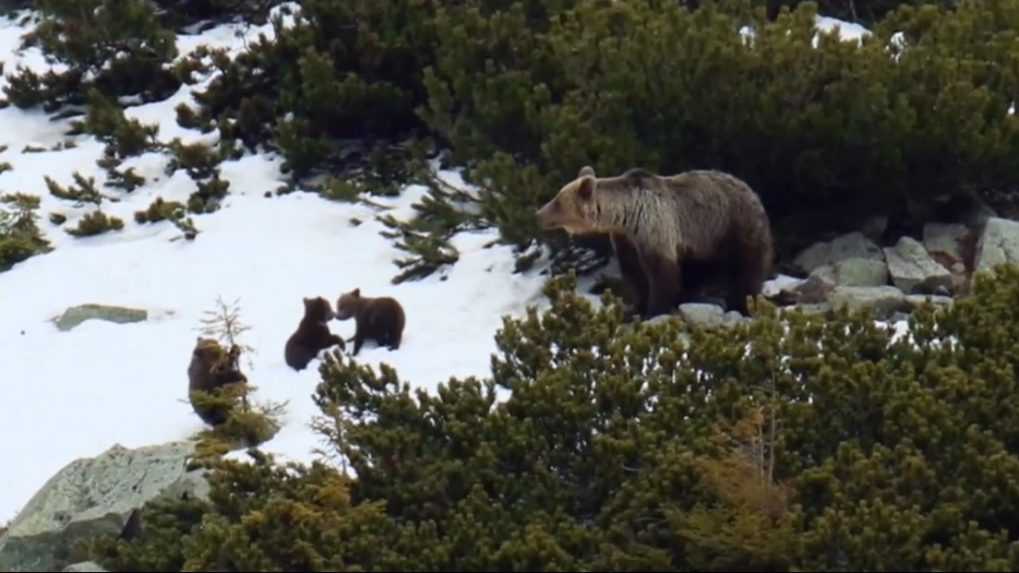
781;302;833;316
792;231;884;274
53;304;148;332
883;237;953;294
778;274;835;305
829;285;909;319
644;314;681;327
724;310;749;325
974;217;1019;275
810;257;888;287
0;441;207;572
906;294;954;311
678;303;727;329
63;562;108;572
923;223;968;266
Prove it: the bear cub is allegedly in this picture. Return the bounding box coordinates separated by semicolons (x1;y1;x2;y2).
335;288;405;356
284;296;346;371
188;337;248;426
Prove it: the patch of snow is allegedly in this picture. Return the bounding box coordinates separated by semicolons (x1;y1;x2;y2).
812;15;872;48
0;8;552;523
763;274;803;297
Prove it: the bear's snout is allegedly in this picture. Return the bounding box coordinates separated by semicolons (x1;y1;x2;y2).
535;199;560;230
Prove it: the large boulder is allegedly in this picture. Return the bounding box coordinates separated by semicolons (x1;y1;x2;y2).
792;231;884;275
883;237;953;294
974;217;1019;276
0;440;208;572
53;304;148;332
809;257;889;288
678;303;735;329
829;286;910;319
923;222;969;274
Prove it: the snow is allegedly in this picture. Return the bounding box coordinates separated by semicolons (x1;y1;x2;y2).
736;15;873;48
813;15;872;47
0;7;910;525
0;6;553;523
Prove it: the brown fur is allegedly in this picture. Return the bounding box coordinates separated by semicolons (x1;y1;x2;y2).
284;296;345;371
335;288;406;356
188;337;248;426
536;166;774;317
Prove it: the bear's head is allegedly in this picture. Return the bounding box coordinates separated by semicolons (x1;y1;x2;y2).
535;165;603;236
303;296;335;322
335;288;361;320
192;337;224;362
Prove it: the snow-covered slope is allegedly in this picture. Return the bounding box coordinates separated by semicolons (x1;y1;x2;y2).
0;7;860;523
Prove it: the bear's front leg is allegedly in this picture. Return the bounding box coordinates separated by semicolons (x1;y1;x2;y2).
352;323;364;356
330;334;346;351
643;255;681;319
611;233;650;318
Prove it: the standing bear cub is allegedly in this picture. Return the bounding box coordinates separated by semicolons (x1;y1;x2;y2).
335;288;405;356
188;337;248;426
536;166;774;318
284;296;346;371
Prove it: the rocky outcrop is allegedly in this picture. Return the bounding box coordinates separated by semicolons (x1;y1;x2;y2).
883;237;953;294
0;440;208;572
809;257;889;288
974;217;1019;275
923;223;969;274
792;231;884;274
53;304;149;332
676;303;748;329
829;286;910;319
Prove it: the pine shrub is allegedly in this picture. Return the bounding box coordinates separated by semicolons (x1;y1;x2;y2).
80;263;1019;571
0;192;50;270
19;0;180;104
134;197;185;224
66;210;124;237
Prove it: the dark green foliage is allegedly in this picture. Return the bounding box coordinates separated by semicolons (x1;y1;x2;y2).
45;172;102;205
190;383;285;464
188;175;230;214
0;192;51;270
48;212;65;225
85;454;393;572
152;0;290;28
189;0;440;176
85;264;1019;571
134;197;185;224
175;0;1019;275
24;0;179;103
0;162;11;174
377;172;482;283
73;90;159;158
3;65;82;111
166;139;223;181
104;165;146;193
66;210;124;237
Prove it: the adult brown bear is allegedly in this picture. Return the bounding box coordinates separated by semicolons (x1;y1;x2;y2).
536;166;774;318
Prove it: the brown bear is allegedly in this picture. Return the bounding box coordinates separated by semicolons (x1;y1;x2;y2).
188;337;248;426
535;166;774;318
335;288;405;356
284;296;346;371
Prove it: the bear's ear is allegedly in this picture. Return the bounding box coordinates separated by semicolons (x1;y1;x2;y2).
353;288;361;297
577;176;594;201
578;165;595;178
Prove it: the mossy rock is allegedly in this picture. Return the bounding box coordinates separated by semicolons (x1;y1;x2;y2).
54;304;148;332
